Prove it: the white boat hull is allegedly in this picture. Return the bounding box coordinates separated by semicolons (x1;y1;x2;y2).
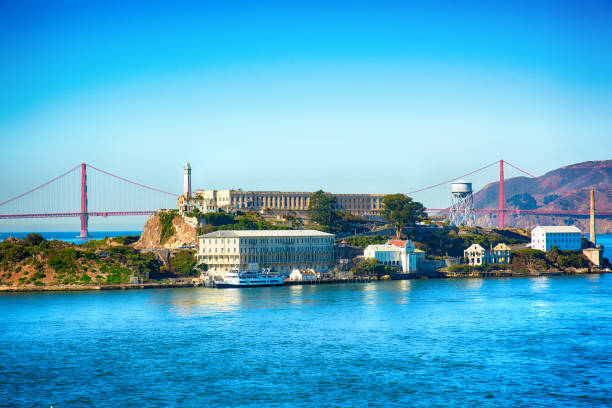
214;270;284;288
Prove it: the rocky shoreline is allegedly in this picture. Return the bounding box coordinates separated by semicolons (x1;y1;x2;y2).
441;266;610;278
2;268;609;292
0;281;197;292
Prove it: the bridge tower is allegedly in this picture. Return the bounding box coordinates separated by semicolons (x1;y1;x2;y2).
79;163;88;238
590;189;596;245
449;180;475;227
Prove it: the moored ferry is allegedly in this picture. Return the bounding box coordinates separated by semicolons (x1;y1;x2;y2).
214;268;284;288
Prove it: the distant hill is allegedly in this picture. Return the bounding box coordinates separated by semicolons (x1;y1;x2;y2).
473;160;612;233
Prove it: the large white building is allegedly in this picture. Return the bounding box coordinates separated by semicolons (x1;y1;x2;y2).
464;243;487;265
197;230;335;276
363;239;421;272
530;225;582;252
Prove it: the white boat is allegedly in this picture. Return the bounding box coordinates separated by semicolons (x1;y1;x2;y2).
214;268;284;288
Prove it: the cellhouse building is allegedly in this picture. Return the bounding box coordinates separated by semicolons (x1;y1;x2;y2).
197;230;335;276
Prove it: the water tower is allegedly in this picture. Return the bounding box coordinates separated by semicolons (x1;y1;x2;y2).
449;180;475;227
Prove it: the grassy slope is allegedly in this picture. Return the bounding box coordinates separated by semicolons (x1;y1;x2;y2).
0;236;159;287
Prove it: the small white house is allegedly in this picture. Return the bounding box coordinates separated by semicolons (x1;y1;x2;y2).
290;268;317;281
464;243;487;265
530;225;581;252
363;240;419;272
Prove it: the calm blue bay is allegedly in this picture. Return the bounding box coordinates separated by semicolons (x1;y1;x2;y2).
589;233;612;260
0;231;142;244
1;275;611;407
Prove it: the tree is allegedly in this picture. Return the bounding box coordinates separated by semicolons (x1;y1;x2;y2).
352;258;380;276
203;212;235;226
170;250;197;276
233;216;259;230
381;194;427;239
23;233;44;246
307;190;341;231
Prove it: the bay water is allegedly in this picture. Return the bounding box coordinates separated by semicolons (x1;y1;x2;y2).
1;275;611;407
0;231;141;244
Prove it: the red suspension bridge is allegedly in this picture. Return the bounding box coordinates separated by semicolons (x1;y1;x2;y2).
0;163;179;237
0;160;610;236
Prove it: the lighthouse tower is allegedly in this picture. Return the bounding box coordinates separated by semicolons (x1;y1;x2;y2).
184;162;191;199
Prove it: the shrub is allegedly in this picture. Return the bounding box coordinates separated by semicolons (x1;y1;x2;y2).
105;265;131;284
48;248;80;274
81;238;107;249
23;233;45;246
158;211;178;244
170;250;197;276
82;251;99;261
113;235;140;245
4;245;28;262
203;211;235;226
557;254;587;268
32;271;45;280
351;258;398;277
448;264;484;272
199;212;290;233
344;235;387;249
186;208;203;222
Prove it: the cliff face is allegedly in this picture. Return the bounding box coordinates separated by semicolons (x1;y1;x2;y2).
473;160;612;232
134;214;198;249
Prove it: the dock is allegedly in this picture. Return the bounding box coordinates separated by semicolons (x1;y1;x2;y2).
281;271;441;286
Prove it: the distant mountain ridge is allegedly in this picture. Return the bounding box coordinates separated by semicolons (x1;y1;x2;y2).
472;160;612;232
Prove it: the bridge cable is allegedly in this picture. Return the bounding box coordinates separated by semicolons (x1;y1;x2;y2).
504;161;612;211
406;160;499;195
0;164;81;207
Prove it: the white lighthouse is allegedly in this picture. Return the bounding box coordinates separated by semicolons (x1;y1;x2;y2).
184;162;191;199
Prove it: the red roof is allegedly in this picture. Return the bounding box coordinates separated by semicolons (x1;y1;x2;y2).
388;240;408;248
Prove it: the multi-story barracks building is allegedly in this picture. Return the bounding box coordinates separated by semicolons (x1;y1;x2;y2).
197;230;335;276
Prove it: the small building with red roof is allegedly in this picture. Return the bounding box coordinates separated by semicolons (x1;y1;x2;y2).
363;239;422;272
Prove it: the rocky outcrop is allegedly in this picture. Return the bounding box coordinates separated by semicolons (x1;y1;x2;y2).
134;214;198;249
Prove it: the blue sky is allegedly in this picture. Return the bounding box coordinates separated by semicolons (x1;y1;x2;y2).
1;0;611;230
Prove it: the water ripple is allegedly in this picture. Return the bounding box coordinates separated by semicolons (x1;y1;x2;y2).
1;276;611;407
